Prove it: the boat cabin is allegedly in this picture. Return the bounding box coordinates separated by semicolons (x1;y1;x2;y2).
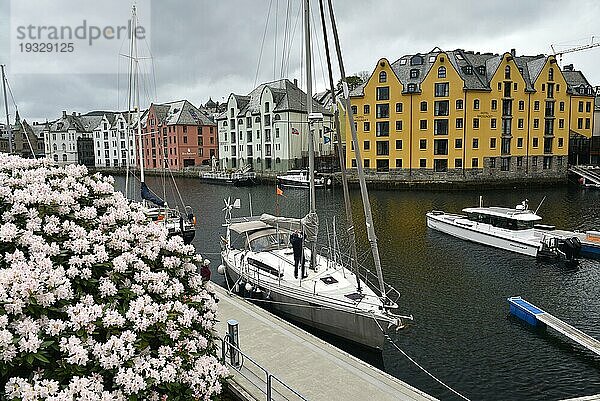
462;207;542;230
228;219;294;252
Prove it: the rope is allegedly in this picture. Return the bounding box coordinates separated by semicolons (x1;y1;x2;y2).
254;0;274;88
371;317;471;401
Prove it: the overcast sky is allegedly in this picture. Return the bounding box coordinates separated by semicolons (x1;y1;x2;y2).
0;0;598;122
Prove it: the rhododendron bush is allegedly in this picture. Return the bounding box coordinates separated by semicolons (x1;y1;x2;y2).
0;155;227;400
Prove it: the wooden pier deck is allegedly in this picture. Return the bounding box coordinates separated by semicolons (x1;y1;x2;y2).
508;297;600;356
213;284;438;401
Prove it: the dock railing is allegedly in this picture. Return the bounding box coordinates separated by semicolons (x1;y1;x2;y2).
220;334;309;401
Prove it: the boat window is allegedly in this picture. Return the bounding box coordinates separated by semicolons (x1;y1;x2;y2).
516;220;534;230
250;232;290;252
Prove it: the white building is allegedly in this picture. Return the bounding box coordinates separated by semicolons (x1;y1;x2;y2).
44;111;87;165
216;79;334;172
82;111;138;168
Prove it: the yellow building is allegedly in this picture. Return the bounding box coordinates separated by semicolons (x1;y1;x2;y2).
348;49;595;179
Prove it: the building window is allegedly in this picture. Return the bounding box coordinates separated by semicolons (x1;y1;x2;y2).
578;118;583;129
376;104;389;118
557;156;563;166
364;104;370;114
395;139;403;150
514;83;518;91
558;137;564;147
504;65;510;79
395;158;403;168
533;137;539;148
473;118;479;129
435;83;449;97
473;99;480;110
501;157;510;171
472;158;479;168
351;105;357;114
472;138;479;149
533;119;539;129
586;102;591;113
364;122;370;132
490;138;496;149
376;122;389;136
491;100;497;110
586;118;591;129
420;139;427;150
517;156;523;167
559;101;564;112
410;69;419;78
420;101;427;112
407;83;417;92
379;71;387;83
434;100;449;116
490;157;496;168
420;120;427;130
532;156;537;167
395;103;403;113
438;66;446;78
517;137;523;148
518;100;525;111
395;121;402;131
549;68;554;81
456;118;463;129
364;159;370;168
455;158;462;168
363;140;370;150
351;159;357;167
464;65;473;75
518;119;524;129
559;119;564;129
455;138;462;149
491;118;497;129
543;156;552;170
534;101;540;111
456;99;463;110
579;101;584;112
376;141;389;156
434;119;449;135
419;159;427;168
376;87;389;101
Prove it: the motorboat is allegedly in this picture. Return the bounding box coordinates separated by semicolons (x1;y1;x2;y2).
426;200;581;261
277;169;326;188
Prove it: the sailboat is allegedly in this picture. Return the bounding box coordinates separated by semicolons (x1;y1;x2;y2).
218;0;410;350
126;5;196;245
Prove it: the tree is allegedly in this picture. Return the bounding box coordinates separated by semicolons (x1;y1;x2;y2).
336;71;370;92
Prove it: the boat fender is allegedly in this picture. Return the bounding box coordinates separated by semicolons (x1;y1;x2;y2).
234;283;240;293
217;264;226;275
245;282;253;292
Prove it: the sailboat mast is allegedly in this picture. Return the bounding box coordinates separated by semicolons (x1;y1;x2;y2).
317;0;361;292
1;65;13;154
131;6;145;185
326;0;387;300
304;0;317;270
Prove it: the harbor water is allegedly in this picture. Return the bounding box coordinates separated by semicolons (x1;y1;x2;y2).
114;175;600;401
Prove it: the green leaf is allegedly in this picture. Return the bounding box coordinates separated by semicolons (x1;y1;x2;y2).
33;353;50;363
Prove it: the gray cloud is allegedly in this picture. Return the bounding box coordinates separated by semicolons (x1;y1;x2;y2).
0;0;598;122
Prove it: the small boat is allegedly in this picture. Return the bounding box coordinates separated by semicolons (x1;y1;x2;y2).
200;162;257;187
145;205;196;245
426;199;581;261
277;169;326;188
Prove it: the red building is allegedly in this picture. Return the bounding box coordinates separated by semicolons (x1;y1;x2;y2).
142;100;217;170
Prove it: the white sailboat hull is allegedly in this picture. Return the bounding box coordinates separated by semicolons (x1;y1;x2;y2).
221;252;394;350
426;212;541;257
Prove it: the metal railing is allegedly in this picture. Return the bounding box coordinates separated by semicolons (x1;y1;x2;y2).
220;332;309;401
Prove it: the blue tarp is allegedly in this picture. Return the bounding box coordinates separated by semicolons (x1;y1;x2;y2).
140;182;165;207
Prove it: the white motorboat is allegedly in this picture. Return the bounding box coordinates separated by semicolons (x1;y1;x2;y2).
277;169;326;188
426;200;581;261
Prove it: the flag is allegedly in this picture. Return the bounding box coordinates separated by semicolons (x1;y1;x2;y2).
291;127;300;135
276;185;284;196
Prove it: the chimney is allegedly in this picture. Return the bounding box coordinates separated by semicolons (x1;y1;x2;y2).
510;48;516;57
564;64;574;71
72;112;76;116
293;78;298;87
62;111;67;118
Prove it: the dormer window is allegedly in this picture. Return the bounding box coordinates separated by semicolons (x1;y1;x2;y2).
438;66;446;78
504;65;511;79
410;55;423;66
463;65;473;75
410;69;419;79
407;83;417;93
379;71;387;83
477;66;485;75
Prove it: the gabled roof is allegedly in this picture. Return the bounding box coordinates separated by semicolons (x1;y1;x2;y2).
79;115;104;132
563;70;594;95
151;100;215;126
48;114;85;132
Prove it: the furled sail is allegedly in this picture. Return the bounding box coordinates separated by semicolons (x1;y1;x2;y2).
140;182;165;207
259;212;318;243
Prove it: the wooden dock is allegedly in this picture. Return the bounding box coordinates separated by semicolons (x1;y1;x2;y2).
213;284;438;401
508;297;600;356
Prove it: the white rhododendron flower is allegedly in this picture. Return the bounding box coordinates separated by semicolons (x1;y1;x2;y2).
0;155;227;400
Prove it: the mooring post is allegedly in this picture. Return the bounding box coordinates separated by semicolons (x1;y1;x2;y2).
227;319;240;367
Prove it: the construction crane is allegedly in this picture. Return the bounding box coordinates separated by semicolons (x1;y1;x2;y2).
551;36;599;65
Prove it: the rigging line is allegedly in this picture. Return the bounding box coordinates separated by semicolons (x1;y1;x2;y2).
284;1;302;78
309;0;327;93
371;317;471;401
273;0;278;81
254;0;275;88
279;0;291;78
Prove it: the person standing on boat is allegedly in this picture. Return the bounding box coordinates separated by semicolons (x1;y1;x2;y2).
290;229;306;279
